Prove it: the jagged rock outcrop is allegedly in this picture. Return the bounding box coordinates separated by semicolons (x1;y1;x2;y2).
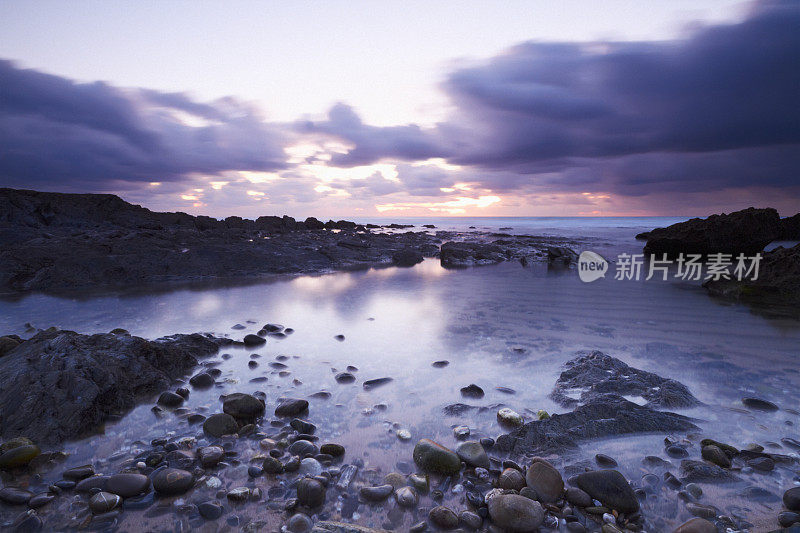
0;329;230;444
780;213;800;239
704;243;800;304
641;207;781;257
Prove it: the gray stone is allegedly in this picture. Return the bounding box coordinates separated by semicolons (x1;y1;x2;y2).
574;470;639;514
152;468;194;495
413;439;461;475
487;493;544;532
275;399;309;417
525;460;564;503
360;484;394;502
203;413;239;438
105;473;150;498
297;478;326;508
429;506;459;529
456;441;490;469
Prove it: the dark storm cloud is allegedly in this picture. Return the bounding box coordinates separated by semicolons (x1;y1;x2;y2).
306;0;800;195
0;60;288;191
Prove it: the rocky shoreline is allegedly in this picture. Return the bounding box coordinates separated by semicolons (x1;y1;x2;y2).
0;189;576;293
1;327;799;531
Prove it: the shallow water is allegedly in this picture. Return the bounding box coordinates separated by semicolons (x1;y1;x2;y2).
1;224;799;531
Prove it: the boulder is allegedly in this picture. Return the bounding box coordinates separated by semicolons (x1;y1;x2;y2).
574;470;639;514
487;493;544;531
642;207;781;257
525;460;564;503
704;243;800;304
392;249;424;267
440;241;506;268
413;439;461;475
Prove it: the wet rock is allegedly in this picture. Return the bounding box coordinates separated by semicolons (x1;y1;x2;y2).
227;487;250;502
152;468;194;495
0;329;226;444
198;446;225;467
262;456;284;475
701;444;731;468
680;460;739;483
432;361;449;368
363;377;393;390
779;512;800;528
667;444;689;458
699;438;738;457
243;334;266;347
289;440;319;457
487;493;544;531
75;475;109;492
360;484;394;502
641;207;781;257
413;439;461;475
574;470;639;514
313;521;390;533
595;454;618;468
0;444;41;469
320;443;345;457
785;487;800;511
105;473;150;498
62;464;94;480
189;372;215;388
287;513;314;532
429;506;459;529
685;503;717;519
299;458;323;477
392;249;424;267
525;460;564;503
157;391;184;407
497;408;523;427
275;399;309;417
198;501;224;520
456;441;490;469
706;243;800;304
290;419;317;434
335;372;356;384
222;393;265;420
742;397;779;411
459;510;482;530
297;478;326;508
747;456;775;471
203;413;239;438
551;351;699;408
27;493;54;509
460;384;484;399
89;491;121;514
453;425;470;439
0;335;21;356
565;487;593;507
496;395;697;456
440;241;506;268
498;468;526;491
395;486;418;507
0;487;33;505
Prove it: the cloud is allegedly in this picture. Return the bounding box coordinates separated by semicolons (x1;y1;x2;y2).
0;60;289;191
300;0;800;198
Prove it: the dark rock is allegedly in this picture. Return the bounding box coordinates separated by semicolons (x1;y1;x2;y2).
288;440;319;457
642;207;781;257
62;464;95;480
455;441;490;469
432;360;449;368
547;246;578;267
440;241;506;268
320;443;345;457
198;501;224;520
105;473;150;498
565;487;593;508
498;468;526;491
487;493;544;531
290;419;317;434
0;336;21;356
335;372;356;384
363;377;393;390
198;446;225;468
275;399;309;417
27;493;54;508
429;506;459;529
574;470;639;514
413;439;461;475
157;391;184;407
0;329;226;444
673;517;717;533
667;445;689;458
360;484;393;502
0;444;41;469
89;491;121;514
222;393;265;420
189;372;215;388
203;413;239;438
705;243;800;304
741;397;779;411
701;445;730;468
495;395;697;456
747;456;775;471
151;468;194;495
460;384;484;399
785;487;800;511
392;249;424;267
525;460;564;503
243;334;266;347
680;460;739;483
0;487;33;505
262;457;284;474
595;454;618;468
781;213;800;239
75;475;109;493
779;512;800;528
296;478;325;508
550;351;699;408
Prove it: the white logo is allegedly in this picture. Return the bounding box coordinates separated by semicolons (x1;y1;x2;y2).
578;251;608;282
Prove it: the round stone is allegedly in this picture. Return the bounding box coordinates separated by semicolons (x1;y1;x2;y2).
395;486;418;507
28;493;55;508
429;506;459;529
459;510;483;530
275;399;309;417
286;513;314;532
574;470;639;514
157;391;184;407
487;493;544;532
335;372;356;384
227;487;250;502
152;468;194;495
198;501;224;520
189;372;215;388
203;413;239;438
413;439;461;475
106;473;150;498
497;407;523;427
785;487;800;511
288;439;318;457
498;468;526;491
673;517;717;533
0;444;41;469
198;446;225;467
0;487;33;505
320;443;345;457
223;393;265;420
460;384;484;399
525;460;564;503
296;478;325;508
262;456;284;474
243;334;266;346
456;441;490;469
298;458;323;477
89;491;121;514
700;445;730;468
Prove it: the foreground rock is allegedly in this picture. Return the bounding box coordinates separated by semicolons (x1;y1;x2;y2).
551;351;700;408
704;243;800;304
0;328;228;444
496;395;696;456
487;493;544;531
574;469;639;513
641;207;782;257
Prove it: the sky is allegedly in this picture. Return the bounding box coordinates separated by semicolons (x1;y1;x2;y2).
0;0;798;218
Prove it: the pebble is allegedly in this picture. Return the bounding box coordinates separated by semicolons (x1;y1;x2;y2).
700;445;730;468
28;493;55;508
742;397;779;411
227;487;250;502
432;360;449;368
189;372;215;388
785;487;800;511
243;334;266;346
453;425;470;439
395;486;418;507
105;473;150;498
412;439;461;475
275;399;309;417
89;491;121;514
666;444;689;458
198;446;225;468
320;443;345;457
363;377;393;390
779;511;800;528
429;506;459;529
286;513;314;532
157;391;185;407
203;413;239;438
747;457;775;471
223;392;265;420
574;470;639;514
0;444;41;469
288;440;319;457
152;468;194;495
595;453;618;467
459;510;482;529
565;487;593;507
335;372;356;384
456;441;490;469
296;478;326;508
290;419;317;434
397;429;412;441
460;384;484;399
498;468;526;491
0;487;33;505
262;457;284;474
487;493;544;531
525;460;564;503
198;501;224;520
360;484;394;502
497;407;523;426
299;458;323;477
674;517;717;532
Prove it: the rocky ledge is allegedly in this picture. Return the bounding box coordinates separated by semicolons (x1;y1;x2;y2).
0;188;576;292
0;328;230;444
